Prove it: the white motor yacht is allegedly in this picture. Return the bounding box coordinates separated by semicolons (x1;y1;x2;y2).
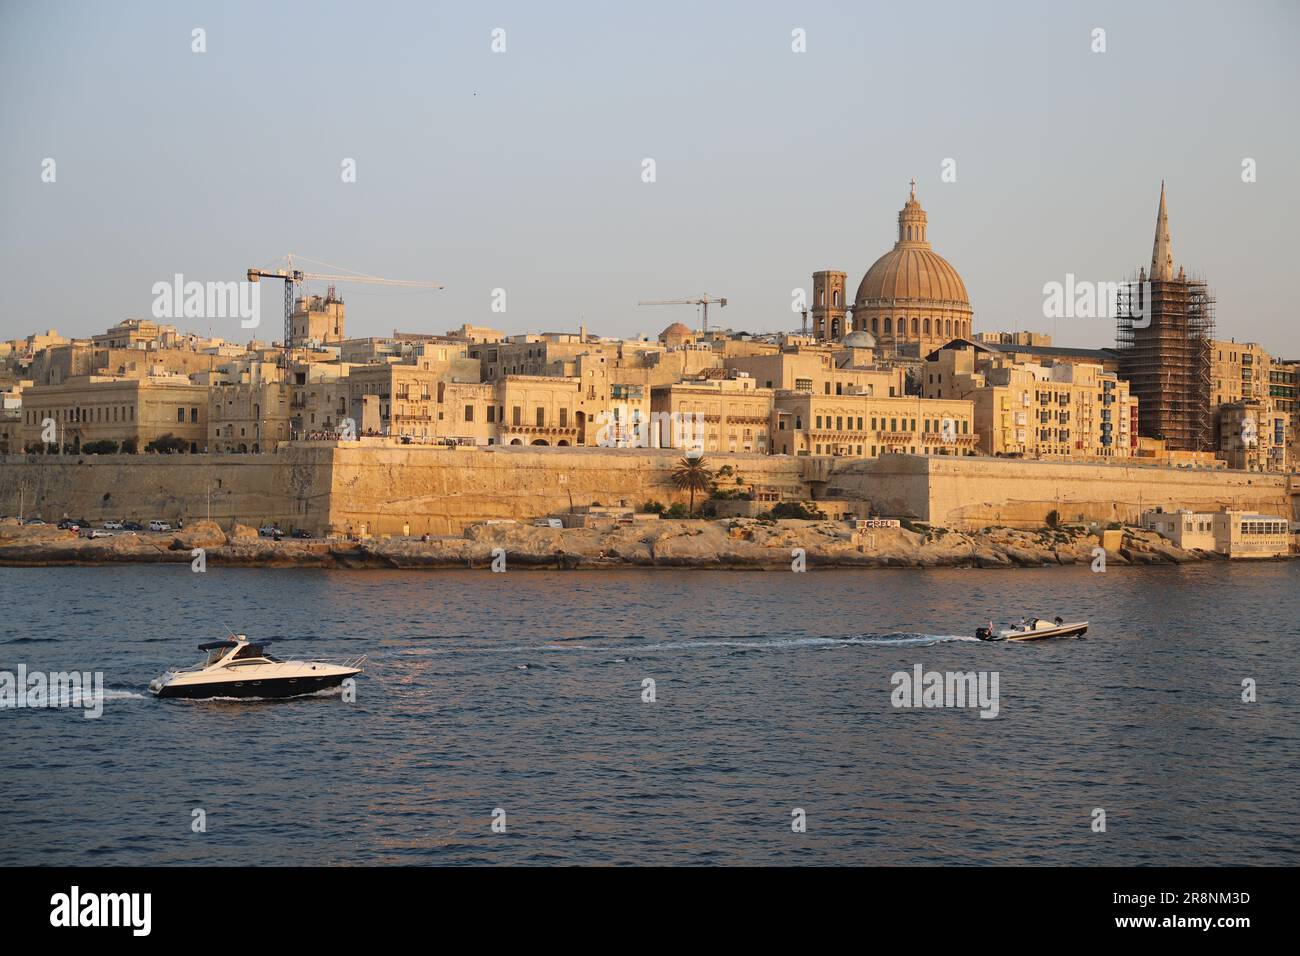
976;617;1088;642
149;634;363;699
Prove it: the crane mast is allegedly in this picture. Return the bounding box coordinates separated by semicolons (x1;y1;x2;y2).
245;254;443;358
637;295;728;334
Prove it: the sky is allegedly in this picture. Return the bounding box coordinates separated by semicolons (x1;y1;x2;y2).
1;0;1297;354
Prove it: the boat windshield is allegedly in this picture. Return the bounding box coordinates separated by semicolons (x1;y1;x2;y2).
231;644;275;662
204;647;228;666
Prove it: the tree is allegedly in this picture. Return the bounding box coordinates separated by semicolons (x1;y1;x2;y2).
82;440;119;455
670;455;711;515
145;433;187;454
1045;509;1061;529
770;501;826;521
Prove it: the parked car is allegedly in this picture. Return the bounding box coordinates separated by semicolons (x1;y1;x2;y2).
147;520;172;532
57;519;78;530
81;529;114;539
258;525;284;540
290;528;312;539
23;518;46;526
103;520;124;530
122;521;143;531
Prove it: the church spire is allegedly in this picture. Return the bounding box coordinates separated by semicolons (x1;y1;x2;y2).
1150;180;1174;281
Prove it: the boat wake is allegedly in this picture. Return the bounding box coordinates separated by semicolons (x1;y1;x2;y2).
570;632;980;653
411;631;981;655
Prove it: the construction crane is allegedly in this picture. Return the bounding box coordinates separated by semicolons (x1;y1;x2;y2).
637;295;728;335
246;254;444;354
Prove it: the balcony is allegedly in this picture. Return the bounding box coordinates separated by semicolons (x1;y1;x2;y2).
922;431;979;447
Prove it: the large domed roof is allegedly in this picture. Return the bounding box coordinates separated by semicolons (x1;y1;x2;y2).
855;247;969;306
854;184;970;309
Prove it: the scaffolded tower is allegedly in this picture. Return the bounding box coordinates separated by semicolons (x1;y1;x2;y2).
1115;184;1216;451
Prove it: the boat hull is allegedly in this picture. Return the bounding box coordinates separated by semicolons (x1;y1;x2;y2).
1005;623;1088;642
152;671;358;700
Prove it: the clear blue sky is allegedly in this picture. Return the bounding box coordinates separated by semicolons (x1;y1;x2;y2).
2;0;1297;353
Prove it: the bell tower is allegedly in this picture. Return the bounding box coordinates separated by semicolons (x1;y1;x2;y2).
811;270;847;341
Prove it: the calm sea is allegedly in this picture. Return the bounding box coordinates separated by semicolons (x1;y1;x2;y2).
2;562;1297;865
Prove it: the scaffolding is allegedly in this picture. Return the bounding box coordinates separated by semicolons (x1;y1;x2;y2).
1115;272;1216;451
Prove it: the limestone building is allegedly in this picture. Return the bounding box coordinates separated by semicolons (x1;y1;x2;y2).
771;391;977;458
20;374;209;453
723;344;905;399
924;340;1137;459
1217;399;1289;472
289;290;346;348
651;373;774;454
208;361;292;453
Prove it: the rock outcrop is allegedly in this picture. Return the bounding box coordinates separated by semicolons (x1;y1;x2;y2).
0;517;1254;570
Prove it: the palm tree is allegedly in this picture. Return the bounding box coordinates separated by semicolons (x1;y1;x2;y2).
670;455;712;516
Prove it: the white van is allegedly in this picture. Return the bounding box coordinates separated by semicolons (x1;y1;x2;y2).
148;520;172;532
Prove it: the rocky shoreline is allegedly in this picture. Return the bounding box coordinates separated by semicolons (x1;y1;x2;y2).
0;516;1266;570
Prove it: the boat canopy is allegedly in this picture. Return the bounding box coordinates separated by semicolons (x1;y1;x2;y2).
197;640;239;651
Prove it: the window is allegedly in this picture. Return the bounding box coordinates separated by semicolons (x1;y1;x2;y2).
487;406;495;423
512;406;521;426
559;408;568;427
536;407;545;427
191;407;199;423
464;405;474;422
177;408;185;422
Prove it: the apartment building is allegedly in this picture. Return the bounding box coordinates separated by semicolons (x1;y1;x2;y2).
650;373;774;454
723;345;906;400
1217;399;1289;472
924;340;1136;459
771;392;977;457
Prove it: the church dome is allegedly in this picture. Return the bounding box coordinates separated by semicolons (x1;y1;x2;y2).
662;322;692;337
855;246;969;306
854;186;969;308
851;182;974;349
841;329;877;348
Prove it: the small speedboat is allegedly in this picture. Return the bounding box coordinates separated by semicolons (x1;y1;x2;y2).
149;634;364;699
976;616;1088;642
